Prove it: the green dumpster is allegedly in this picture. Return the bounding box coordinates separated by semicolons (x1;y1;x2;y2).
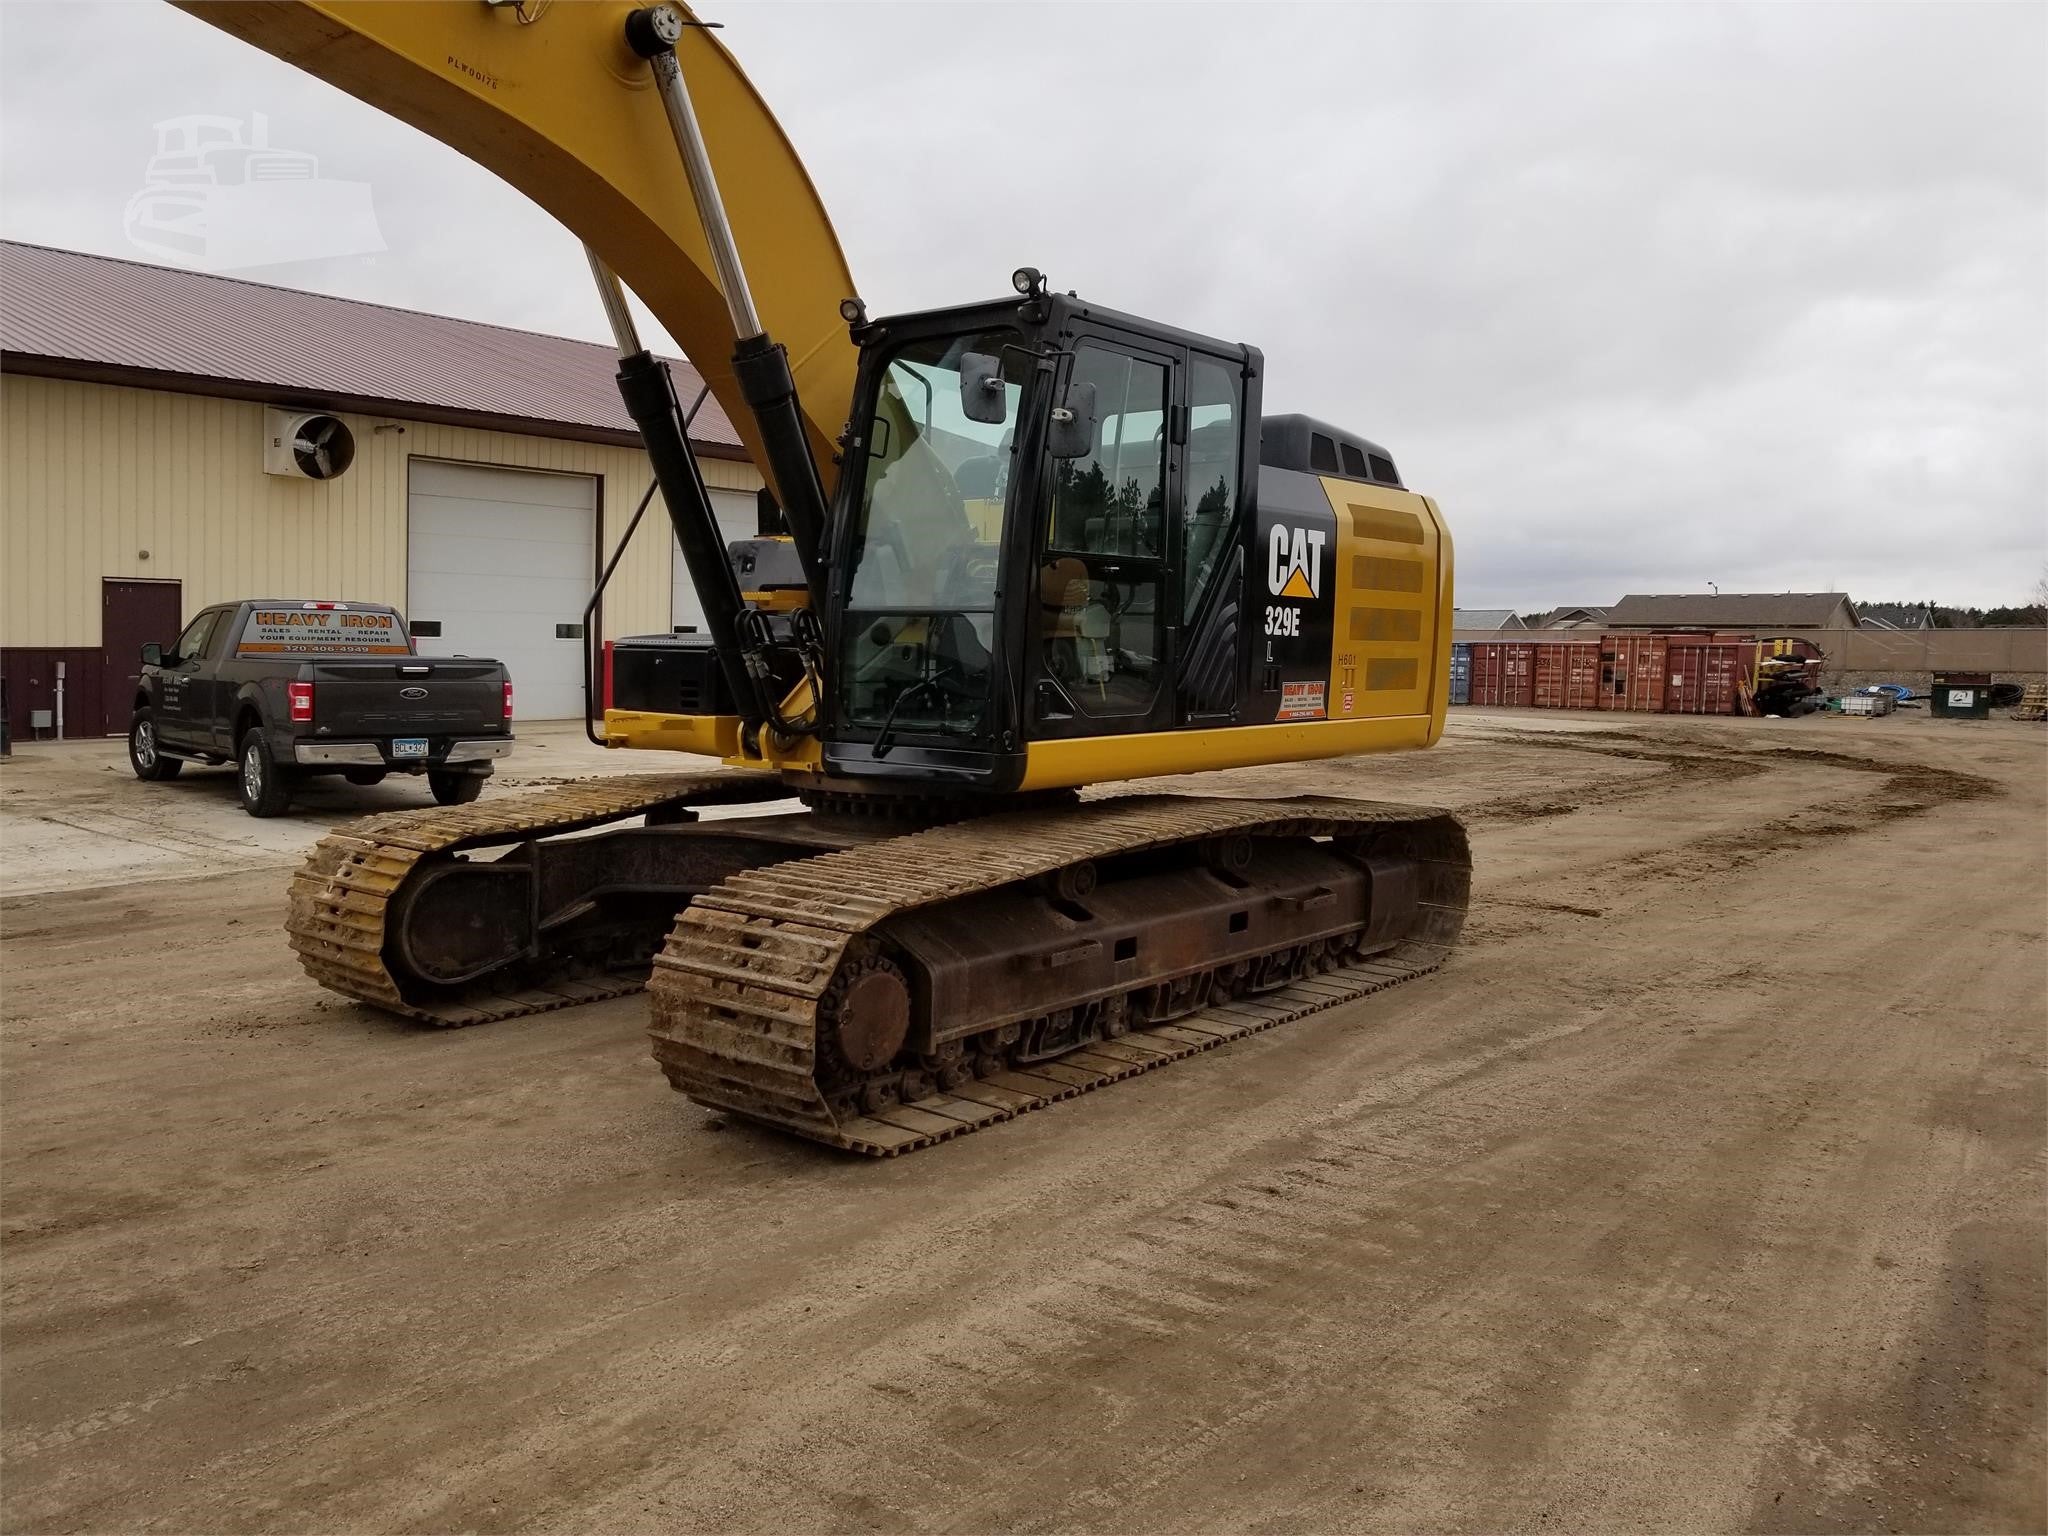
1930;673;1993;720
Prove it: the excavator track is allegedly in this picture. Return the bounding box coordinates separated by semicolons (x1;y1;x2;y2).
287;770;786;1025
649;794;1469;1155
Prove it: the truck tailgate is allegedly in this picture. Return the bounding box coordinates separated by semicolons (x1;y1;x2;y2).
308;658;504;735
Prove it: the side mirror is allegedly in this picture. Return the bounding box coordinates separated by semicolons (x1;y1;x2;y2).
141;642;163;666
958;352;1007;425
1048;381;1097;460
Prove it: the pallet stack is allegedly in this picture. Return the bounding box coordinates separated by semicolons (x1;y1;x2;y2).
2014;682;2048;722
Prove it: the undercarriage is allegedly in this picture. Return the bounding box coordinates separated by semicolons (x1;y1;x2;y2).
288;777;1469;1152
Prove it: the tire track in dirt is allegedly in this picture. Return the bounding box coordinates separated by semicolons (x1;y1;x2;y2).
3;716;2039;1535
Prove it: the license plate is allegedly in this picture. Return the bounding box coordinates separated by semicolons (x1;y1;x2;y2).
392;738;430;759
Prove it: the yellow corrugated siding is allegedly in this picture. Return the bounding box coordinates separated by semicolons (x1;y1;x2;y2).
0;373;760;648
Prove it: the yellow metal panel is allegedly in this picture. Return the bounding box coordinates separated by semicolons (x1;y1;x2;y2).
1317;476;1448;732
604;711;1433;790
1420;496;1454;746
602;708;822;773
612;712;1432;786
602;709;738;757
1020;715;1435;792
176;0;858;492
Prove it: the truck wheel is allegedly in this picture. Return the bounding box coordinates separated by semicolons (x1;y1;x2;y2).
128;709;182;781
344;768;387;787
237;732;294;817
428;770;485;807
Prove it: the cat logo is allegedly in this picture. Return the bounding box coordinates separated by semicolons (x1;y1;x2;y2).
1267;524;1326;600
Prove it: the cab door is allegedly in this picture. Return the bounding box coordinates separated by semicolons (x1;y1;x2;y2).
1031;331;1181;739
1174;350;1254;724
157;608;223;749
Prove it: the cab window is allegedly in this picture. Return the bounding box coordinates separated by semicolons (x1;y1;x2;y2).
845;331;1018;614
839;329;1020;738
1040;341;1170;721
1048;345;1167;558
172;610;219;663
1183;356;1241;620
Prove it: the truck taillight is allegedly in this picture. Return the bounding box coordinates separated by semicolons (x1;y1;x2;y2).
503;680;515;720
288;681;314;723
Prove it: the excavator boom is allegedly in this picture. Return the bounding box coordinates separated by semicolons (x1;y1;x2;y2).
175;0;857;490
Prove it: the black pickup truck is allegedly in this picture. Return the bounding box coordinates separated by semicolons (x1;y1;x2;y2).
127;599;514;817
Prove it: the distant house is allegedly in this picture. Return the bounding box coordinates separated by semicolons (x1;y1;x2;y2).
1603;593;1858;634
1857;602;1937;631
1530;604;1610;630
1452;608;1528;631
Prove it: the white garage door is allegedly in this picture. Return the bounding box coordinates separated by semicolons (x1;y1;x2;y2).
672;488;764;634
408;460;597;720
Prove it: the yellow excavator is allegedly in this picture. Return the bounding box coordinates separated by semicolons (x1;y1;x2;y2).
182;0;1470;1155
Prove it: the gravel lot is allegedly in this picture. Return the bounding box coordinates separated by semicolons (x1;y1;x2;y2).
3;710;2041;1534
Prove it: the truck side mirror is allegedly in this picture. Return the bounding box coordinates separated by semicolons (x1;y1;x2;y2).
141;642;163;666
1048;381;1097;460
958;352;1007;425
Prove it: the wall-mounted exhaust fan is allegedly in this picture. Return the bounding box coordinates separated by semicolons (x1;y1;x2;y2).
264;408;356;480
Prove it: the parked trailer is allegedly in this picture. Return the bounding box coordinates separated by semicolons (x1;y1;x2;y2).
1468;641;1536;707
1532;641;1602;710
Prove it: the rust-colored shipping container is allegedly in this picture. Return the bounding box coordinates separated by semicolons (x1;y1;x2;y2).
1531;641;1602;709
1467;641;1536;707
1663;639;1751;715
1597;633;1667;711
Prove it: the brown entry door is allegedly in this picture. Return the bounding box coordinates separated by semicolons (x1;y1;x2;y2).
101;579;182;735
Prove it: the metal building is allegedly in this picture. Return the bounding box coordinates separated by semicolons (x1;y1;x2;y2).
0;241;766;735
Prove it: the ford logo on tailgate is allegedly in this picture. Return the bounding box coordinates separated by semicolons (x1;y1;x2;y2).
398;686;428;700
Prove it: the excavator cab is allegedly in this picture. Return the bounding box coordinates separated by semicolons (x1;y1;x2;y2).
812;290;1262;797
606;283;1274;803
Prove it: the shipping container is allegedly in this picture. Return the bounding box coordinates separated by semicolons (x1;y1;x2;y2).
1468;641;1536;707
1531;641;1602;709
1597;633;1667;711
1663;640;1751;715
1449;642;1471;705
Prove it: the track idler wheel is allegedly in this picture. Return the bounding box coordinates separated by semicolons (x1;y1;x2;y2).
823;952;911;1074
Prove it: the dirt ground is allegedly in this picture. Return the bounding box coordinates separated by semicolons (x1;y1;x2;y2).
2;711;2042;1535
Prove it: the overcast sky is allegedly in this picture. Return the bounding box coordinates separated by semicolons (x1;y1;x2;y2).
3;0;2042;608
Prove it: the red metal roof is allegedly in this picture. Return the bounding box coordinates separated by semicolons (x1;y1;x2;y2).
0;241;740;449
